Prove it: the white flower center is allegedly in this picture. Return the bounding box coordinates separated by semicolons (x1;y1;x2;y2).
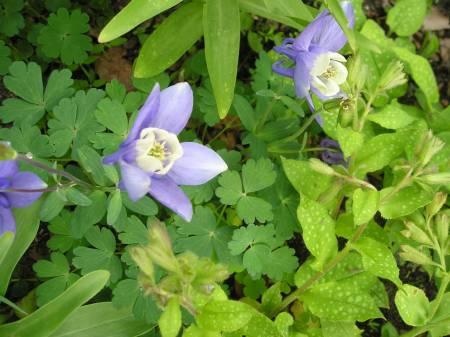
310;52;348;97
135;128;183;175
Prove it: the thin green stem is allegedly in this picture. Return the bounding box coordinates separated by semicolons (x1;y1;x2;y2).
275;111;321;144
429;273;449;320
269;222;369;318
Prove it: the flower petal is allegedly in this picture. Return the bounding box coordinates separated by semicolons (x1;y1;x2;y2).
0;160;18;178
123;84;161;146
6;172;47;208
149;176;193;221
119;161;151;201
272;61;295;78
168;142;228;186
0;206;15;235
294;2;354;52
294;56;314;111
149;82;193;134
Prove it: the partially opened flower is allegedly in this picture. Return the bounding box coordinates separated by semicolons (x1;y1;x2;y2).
103;83;228;221
273;2;355;110
0;160;47;235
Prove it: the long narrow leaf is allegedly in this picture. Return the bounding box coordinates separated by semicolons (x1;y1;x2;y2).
0;201;41;295
50;302;154;337
204;0;241;118
263;0;314;22
0;271;110;337
99;0;182;43
0;231;14;266
134;1;203;78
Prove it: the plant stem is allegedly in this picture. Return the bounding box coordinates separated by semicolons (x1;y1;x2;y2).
276;111;321;144
17;155;93;189
429;273;450;320
269;222;368;318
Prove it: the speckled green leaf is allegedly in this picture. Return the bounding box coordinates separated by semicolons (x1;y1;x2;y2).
352;237;401;286
302;281;382;321
395;285;431;326
368;102;418;129
159;298;181;337
297;196;338;269
134;2;203;78
354;133;405;175
379;184;434;219
321;320;361;337
336;126;364;158
352;189;379;226
387;0;427;37
393;47;439;106
197;300;254;332
236;310;283;337
204;0;240;118
282;158;333;200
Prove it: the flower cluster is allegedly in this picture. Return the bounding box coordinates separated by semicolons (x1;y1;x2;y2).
273;2;355;110
0;160;47;235
104;82;228;221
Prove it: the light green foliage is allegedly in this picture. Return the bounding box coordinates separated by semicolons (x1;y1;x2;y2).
216;158;276;223
38;9;93;65
229;224;298;280
159;298;181;337
0;62;74;126
73;227;122;283
298;196;338;269
197;300;254;332
0;0;24;36
321;320;361;337
336;126;364;158
395;285;431;326
0;126;55;158
174;206;237;265
351;237;401;285
387;0;427;37
352;189;379;226
33;253;80;306
203;0;240;118
118;216;148;245
0;40;12;75
368;101;418;129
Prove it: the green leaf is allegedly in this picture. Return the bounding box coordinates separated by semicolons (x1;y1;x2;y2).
65;187;92;206
0;271;109;337
49;302;154;337
99;0;182;42
107;189;123;225
70;191;107;239
261;283;282;314
0;40;12;75
303;281;382;321
0;201;41;296
0;0;25;36
122;193;158;216
236;309;283;337
368;101;418;129
336;125;364;158
40;190;66;222
118;216;149;245
204;0;240;118
48;212;75;252
174;206;237;265
352;189;379;226
76;145;107;185
94;98;128;136
0;62;74;126
242;158;277;193
135;2;203;78
73;227;122;283
354;132;405;175
38;9;92;65
298;196;338;268
233;94;257;132
395;284;430;326
33;253;80;306
237;196;273;224
379;184;434;219
216;171;242;205
352;237;401;286
197;300;254;332
321;320;361;337
159;298;181;337
0;232;14;266
386;0;427;37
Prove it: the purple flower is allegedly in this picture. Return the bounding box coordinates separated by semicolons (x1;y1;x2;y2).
320;138;345;165
273;2;355;110
0;160;47;235
103;83;228;221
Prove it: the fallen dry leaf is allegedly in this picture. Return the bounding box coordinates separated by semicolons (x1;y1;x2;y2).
95;47;133;90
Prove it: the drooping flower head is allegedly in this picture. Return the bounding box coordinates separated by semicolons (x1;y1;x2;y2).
320;138;345;165
273;2;355;110
103;83;228;221
0;160;47;235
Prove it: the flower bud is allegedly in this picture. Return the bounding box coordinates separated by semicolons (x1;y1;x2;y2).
399;245;436;267
339;98;355;127
309;158;335;176
414;131;445;168
420;173;450;186
0;142;17;161
377;61;407;92
403;221;433;246
435;213;449;248
130;246;155;282
426;192;447;217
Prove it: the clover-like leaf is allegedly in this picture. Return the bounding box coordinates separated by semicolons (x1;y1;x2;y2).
0;0;25;37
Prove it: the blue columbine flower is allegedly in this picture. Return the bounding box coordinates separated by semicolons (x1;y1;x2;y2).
273;2;355;110
103;82;228;221
0;160;47;235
